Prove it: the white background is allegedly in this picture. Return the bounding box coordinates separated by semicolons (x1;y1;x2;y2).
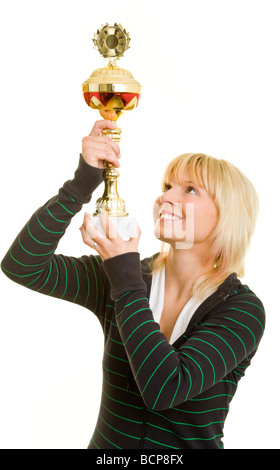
0;0;279;449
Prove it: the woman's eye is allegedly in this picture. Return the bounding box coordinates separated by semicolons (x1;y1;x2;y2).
162;183;171;192
186;186;197;195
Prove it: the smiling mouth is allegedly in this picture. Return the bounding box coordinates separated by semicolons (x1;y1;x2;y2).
159;212;182;221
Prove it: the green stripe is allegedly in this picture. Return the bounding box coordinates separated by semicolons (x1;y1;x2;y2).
48;257;59;295
36;212;64;234
90;257;99;313
142;350;174;393
103;390;143;410
96;427;121;449
189;394;233;401
196;330;237;367
70;258;80;303
116;297;149;319
1;264;44;278
152;367;177;409
66;193;77;203
188;337;227;376
91;438;100;449
170;371;181;408
18;233;56;256
79;258;90;307
181;352;204;394
225;317;256;347
56;200;74;215
9;249;47;268
103;367;126;379
102;403;143;424
149;409;225;427
220;379;237;386
229;306;264;332
135;340;166;378
104;332;123;345
119;308;152;332
37;261;53;292
116;291;131;302
26;273;43;287
46;207;68;223
100;416;141;440
27;222;53;245
233;300;265;314
172;406;229;414
146;422;223;441
202;322;247;357
60;257;68;299
181;364;192;400
181;345;216;386
105;351;128;363
128;325;157;353
143;437;180;449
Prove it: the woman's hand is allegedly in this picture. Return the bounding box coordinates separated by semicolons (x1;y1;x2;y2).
82;120;121;169
79;211;141;262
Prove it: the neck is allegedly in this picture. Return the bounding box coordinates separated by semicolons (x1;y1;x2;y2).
164;245;214;299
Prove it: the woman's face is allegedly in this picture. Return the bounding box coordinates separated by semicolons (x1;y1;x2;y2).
153;168;218;249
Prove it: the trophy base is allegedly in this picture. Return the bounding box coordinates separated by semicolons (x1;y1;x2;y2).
86;214;138;240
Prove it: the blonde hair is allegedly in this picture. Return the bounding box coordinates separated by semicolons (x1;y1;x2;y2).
150;153;259;299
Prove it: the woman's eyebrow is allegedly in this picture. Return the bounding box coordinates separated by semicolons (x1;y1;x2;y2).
183;180;197;185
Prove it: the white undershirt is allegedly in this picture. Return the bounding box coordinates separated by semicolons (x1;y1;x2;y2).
149;265;208;345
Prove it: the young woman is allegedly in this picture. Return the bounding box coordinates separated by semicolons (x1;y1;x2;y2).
1;119;265;449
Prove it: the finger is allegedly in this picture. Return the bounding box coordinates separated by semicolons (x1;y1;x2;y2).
89;120;117;137
82;136;121;156
84;214;105;240
80;223;99;249
82;150;120;169
99;210;119;240
82;141;120;167
83;212;93;232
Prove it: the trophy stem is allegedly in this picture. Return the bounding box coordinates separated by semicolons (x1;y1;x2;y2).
101;126;122;143
93;125;128;217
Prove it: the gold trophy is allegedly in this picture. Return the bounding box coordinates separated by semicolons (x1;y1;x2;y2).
82;23;141;238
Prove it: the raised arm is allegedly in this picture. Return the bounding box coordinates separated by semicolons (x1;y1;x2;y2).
1;120;121;317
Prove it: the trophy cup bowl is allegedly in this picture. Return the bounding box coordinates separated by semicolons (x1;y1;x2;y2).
82;23;141;239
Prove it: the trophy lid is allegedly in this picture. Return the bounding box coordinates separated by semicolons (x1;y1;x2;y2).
82;23;141;94
82;62;141;94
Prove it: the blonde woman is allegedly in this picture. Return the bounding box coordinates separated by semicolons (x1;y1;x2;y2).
1;120;265;449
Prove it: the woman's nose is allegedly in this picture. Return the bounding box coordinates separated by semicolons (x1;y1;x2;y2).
160;187;181;204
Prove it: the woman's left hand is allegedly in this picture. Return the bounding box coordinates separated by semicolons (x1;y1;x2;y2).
79;211;141;262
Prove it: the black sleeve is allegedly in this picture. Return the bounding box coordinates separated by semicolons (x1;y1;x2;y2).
1;155;109;317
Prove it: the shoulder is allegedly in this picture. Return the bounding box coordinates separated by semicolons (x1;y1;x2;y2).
225;284;265;330
222;275;265;322
207;279;266;347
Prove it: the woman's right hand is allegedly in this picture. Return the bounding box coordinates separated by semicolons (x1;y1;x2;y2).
81;120;121;169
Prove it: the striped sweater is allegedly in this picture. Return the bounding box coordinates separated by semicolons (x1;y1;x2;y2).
1;155;265;449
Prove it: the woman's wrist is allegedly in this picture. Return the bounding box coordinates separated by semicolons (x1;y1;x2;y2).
62;154;104;204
